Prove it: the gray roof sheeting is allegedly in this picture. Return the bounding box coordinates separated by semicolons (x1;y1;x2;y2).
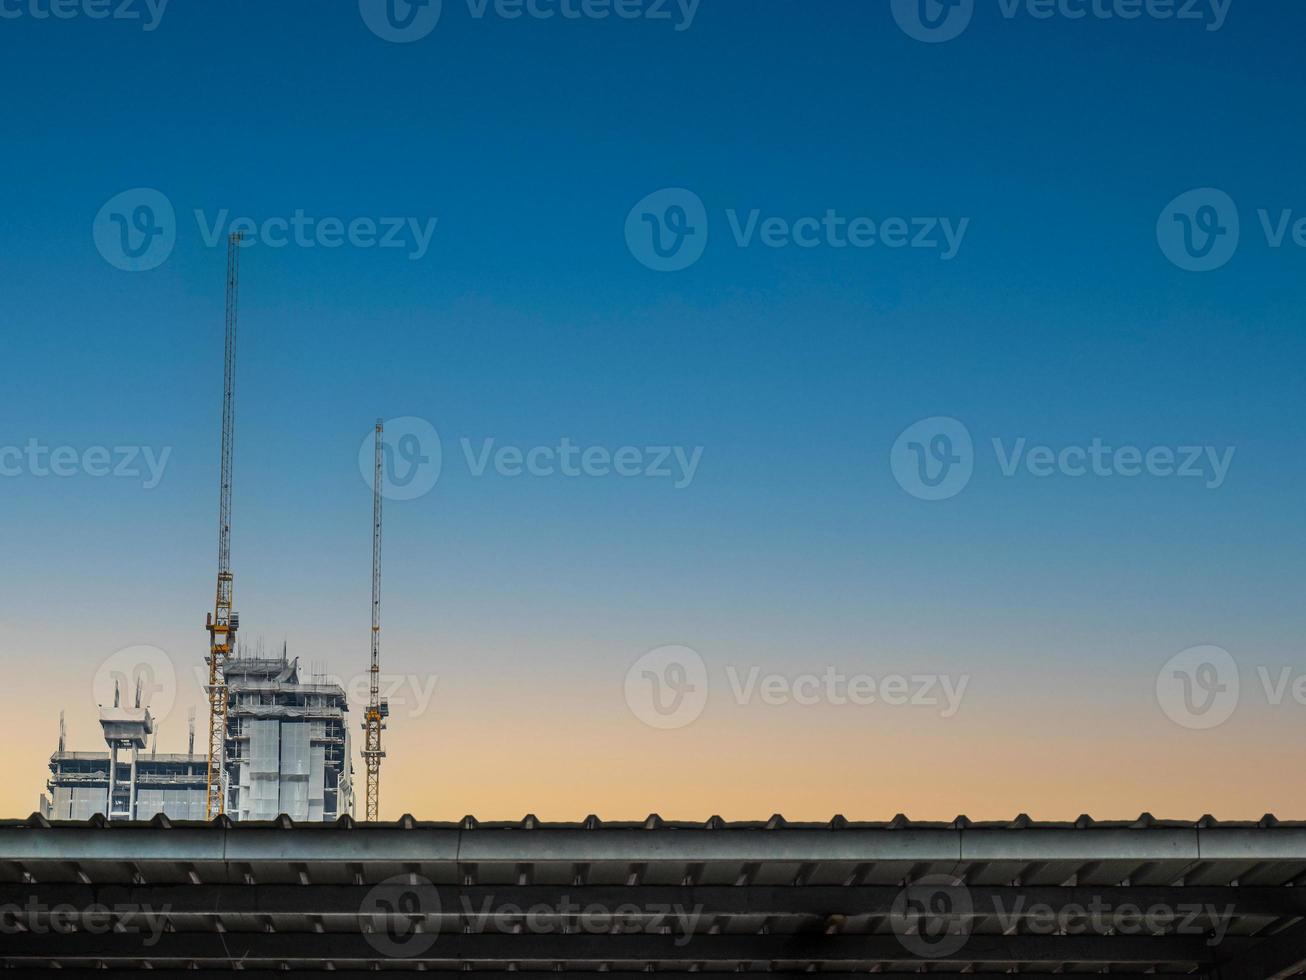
3;813;1306;976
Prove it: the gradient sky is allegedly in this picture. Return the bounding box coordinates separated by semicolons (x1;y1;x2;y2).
1;0;1305;821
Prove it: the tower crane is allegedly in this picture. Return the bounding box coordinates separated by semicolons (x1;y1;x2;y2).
363;421;389;821
204;232;243;820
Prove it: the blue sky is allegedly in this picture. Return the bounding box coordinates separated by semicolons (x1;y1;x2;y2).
1;0;1305;817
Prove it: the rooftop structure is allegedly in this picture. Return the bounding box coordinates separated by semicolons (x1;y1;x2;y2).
43;687;206;822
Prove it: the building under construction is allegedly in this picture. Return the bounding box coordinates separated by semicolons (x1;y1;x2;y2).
224;651;354;822
43;234;374;826
42;651;355;823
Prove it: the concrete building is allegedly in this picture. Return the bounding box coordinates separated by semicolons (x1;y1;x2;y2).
43;650;354;822
44;679;210;822
44;750;209;822
224;653;354;822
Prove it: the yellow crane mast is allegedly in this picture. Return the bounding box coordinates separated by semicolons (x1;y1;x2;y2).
362;420;389;820
204;232;243;820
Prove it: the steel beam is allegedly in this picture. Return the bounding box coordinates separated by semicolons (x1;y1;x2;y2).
1214;918;1306;980
2;824;1306;869
0;882;1297;919
20;973;1215;980
0;930;1240;963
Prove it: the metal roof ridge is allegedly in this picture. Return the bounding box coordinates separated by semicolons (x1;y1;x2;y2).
8;813;1306;830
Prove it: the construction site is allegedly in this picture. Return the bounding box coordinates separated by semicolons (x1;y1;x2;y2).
38;234;389;827
4;233;1305;977
9;225;1305;980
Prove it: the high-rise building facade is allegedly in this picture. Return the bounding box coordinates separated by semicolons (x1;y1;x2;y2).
224;655;354;822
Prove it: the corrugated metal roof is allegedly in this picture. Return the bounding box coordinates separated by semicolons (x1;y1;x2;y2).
4;813;1306;977
8;810;1306;830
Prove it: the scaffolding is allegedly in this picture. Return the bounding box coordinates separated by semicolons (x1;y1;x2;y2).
223;651;354;823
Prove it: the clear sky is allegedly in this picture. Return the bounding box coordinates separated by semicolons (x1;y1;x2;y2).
1;0;1304;820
